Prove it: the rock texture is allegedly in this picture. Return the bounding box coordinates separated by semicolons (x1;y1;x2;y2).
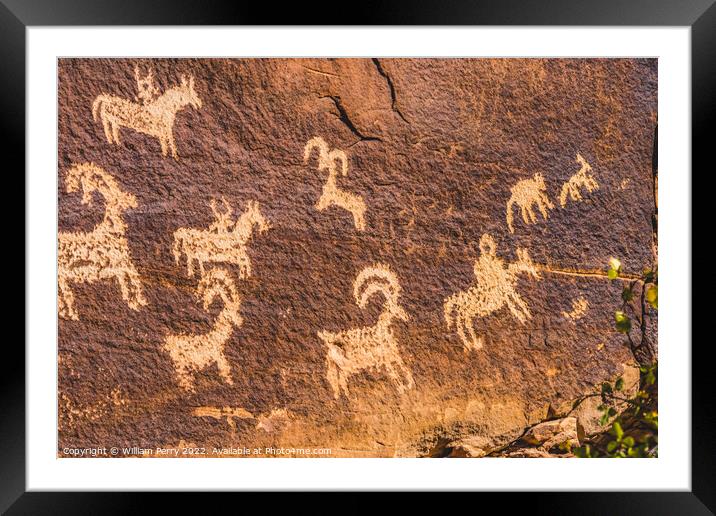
57;58;657;457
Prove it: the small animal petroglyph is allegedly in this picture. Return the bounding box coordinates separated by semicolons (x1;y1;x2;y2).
192;406;254;430
58;163;147;320
303;136;367;231
163;269;242;391
506;173;554;233
318;264;412;398
92;68;202;159
562;297;589;322
559;153;599;207
173;198;270;278
444;234;540;352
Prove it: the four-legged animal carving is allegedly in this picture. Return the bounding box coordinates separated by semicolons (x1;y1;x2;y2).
58;163;147;320
559;153;599;207
506;173;555;233
173;198;271;278
163;269;242;391
444;234;540;352
318;264;412;398
304;136;367;231
92;71;202;159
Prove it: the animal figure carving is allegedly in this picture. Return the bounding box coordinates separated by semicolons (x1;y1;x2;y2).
506;173;554;233
562;297;589;321
303;136;367;231
444;234;540;352
92;69;202;159
559;153;599;207
173;198;271;278
318;264;412;398
163;269;241;391
58;163;147;320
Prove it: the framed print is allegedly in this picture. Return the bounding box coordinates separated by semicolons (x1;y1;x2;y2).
8;0;710;512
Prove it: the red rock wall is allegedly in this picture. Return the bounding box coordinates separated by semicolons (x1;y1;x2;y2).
58;58;657;457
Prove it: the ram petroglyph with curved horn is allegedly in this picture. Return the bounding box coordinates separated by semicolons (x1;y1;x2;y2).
92;68;202;159
304;136;367;231
318;264;412;398
163;268;242;392
173;198;271;279
58;163;147;320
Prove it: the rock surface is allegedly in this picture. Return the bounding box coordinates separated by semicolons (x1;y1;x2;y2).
57;58;657;457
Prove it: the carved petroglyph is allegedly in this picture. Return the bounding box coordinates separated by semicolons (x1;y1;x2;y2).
173;198;271;279
92;69;202;159
506;173;554;233
444;234;540;352
559;153;599;207
192;406;254;430
58;163;147;320
304;136;367;231
163;269;242;391
562;297;589;321
318;264;412;398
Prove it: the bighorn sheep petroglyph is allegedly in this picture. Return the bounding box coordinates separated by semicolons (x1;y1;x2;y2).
506;173;554;233
303;136;367;231
58;163;147;320
444;234;540;352
163;269;242;391
559;153;599;207
173;198;271;279
92;68;202;159
318;264;412;398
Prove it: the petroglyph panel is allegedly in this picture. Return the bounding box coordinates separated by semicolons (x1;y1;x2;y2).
58;58;657;458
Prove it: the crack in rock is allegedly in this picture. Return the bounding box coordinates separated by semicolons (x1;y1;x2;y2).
371;58;410;125
320;95;382;144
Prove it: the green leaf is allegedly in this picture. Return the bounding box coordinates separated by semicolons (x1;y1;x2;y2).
613;421;624;440
615;377;624;391
615;311;632;333
607;441;618;453
623;436;635;447
608;407;617;417
608;268;618;280
601;382;613;395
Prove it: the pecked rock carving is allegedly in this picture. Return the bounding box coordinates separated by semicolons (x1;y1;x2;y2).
444;234;540;352
58;163;147;320
560;153;599;207
303;136;367;231
163;269;241;391
562;297;589;322
173;198;271;279
506;173;554;233
92;68;202;159
318;264;412;398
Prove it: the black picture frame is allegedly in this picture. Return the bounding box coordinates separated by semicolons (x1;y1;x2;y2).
6;0;709;512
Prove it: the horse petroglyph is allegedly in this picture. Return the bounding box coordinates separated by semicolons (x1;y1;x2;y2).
444;234;540;352
506;173;554;233
303;136;367;231
92;68;202;159
58;163;147;320
562;297;589;322
559;153;599;207
173;198;271;279
318;264;413;398
163;269;242;391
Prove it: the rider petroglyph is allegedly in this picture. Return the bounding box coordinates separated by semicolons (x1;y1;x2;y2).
173;198;271;279
444;234;540;352
92;67;202;159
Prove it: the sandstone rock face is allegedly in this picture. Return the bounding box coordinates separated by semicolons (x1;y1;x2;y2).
57;58;657;457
